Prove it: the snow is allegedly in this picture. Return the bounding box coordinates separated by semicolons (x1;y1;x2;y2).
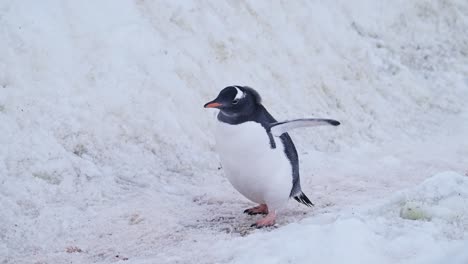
1;0;468;263
208;172;468;264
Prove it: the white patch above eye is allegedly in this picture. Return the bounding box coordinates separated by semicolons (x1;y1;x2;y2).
234;87;245;100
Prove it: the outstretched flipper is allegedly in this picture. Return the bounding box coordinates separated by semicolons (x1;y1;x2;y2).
268;118;340;137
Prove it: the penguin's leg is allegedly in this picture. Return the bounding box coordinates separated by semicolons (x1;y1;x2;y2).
243;204;268;215
251;210;276;228
251;183;288;228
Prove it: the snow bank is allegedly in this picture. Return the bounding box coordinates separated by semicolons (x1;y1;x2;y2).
214;171;468;264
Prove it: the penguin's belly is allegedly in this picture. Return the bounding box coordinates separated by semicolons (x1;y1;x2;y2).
215;121;292;207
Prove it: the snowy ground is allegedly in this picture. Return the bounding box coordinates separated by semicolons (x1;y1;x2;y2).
1;0;468;263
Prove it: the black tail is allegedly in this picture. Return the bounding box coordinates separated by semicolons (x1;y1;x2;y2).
294;192;314;207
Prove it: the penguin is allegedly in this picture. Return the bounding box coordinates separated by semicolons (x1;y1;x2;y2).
204;86;340;227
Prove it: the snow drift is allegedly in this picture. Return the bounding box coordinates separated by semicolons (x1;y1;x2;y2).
1;0;467;263
213;171;468;264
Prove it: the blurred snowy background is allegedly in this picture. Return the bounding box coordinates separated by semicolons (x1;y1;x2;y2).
1;0;467;263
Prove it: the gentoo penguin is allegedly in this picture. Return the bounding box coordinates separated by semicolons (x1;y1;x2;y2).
204;86;340;227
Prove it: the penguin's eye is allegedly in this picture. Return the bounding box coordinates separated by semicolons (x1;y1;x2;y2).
232;99;239;105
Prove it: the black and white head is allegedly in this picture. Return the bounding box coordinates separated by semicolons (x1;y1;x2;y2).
204;86;262;117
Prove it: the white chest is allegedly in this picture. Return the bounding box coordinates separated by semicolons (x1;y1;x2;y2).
214;121;292;207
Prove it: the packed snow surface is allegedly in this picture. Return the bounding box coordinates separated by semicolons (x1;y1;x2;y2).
1;0;468;263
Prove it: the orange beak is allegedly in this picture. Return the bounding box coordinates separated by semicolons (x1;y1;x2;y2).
204;102;222;108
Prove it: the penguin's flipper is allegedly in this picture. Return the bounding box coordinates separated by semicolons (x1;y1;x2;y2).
269;118;340;136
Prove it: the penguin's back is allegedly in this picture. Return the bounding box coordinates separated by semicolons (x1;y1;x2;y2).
215;120;292;208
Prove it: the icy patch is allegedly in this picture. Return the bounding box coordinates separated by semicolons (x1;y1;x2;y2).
214;171;468;264
400;201;432;220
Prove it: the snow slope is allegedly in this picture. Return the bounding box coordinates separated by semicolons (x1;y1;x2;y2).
1;0;468;263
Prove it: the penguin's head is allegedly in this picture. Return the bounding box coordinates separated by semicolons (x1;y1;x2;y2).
204;86;261;116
